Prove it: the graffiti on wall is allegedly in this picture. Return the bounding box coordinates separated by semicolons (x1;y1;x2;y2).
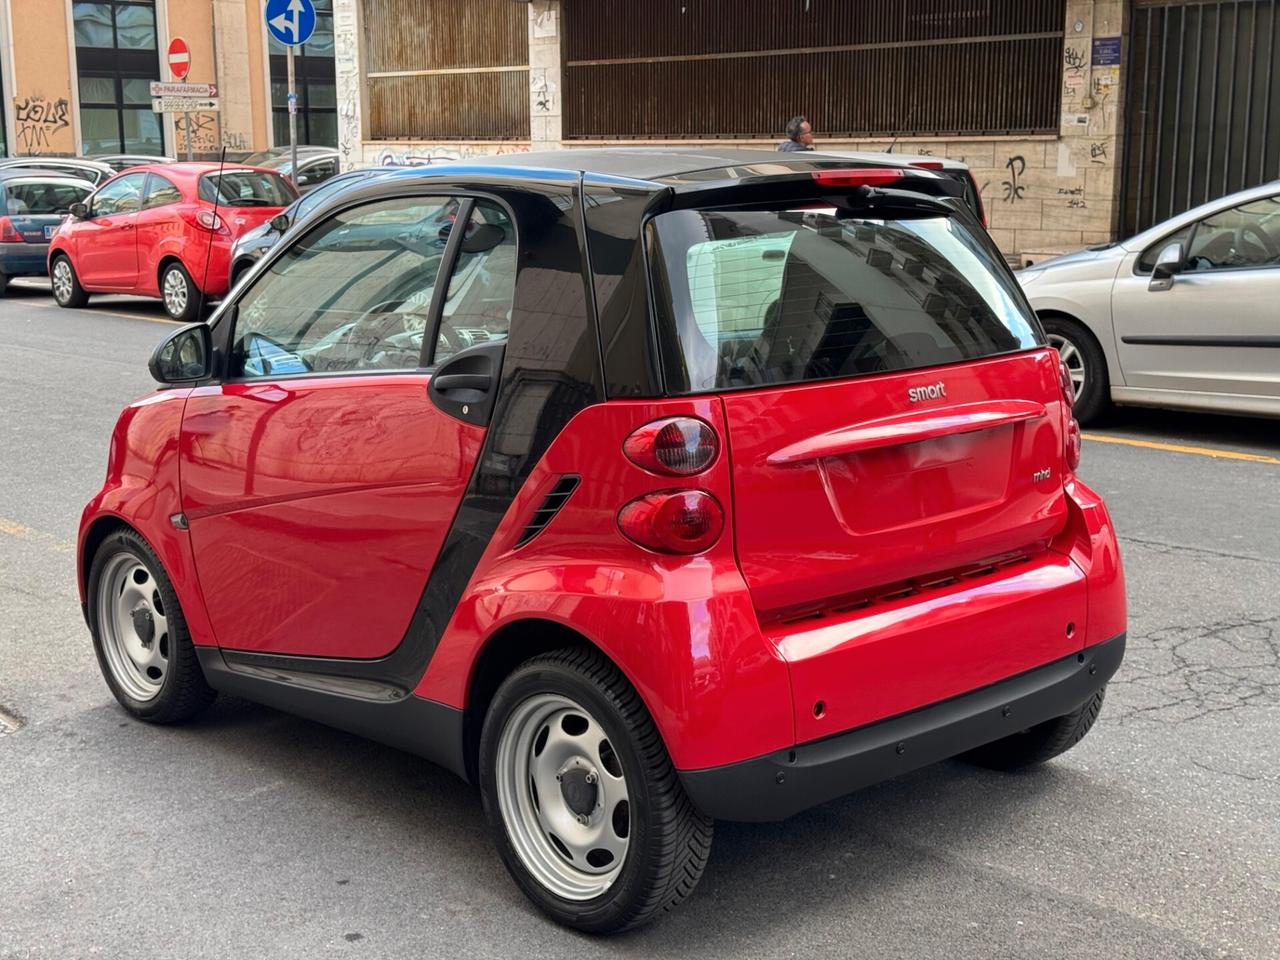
1001;155;1026;203
15;97;70;154
334;1;361;169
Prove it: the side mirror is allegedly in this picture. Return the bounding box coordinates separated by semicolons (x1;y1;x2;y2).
148;322;212;384
1149;241;1184;292
69;201;88;220
270;212;291;233
296;173;311;186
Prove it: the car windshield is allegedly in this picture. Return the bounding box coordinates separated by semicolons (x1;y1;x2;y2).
648;206;1041;393
199;170;295;207
2;178;92;215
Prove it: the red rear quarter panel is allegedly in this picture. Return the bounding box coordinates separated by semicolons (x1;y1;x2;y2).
77;389;216;647
415;399;796;771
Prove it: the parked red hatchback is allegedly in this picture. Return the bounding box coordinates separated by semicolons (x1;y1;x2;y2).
77;150;1125;933
49;162;296;321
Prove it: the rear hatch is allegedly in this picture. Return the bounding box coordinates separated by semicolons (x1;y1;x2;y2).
0;177;92;244
648;185;1069;620
199;168;297;238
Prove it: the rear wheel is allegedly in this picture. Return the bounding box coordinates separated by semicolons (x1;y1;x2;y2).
87;529;216;723
160;261;201;322
479;647;713;933
1042;315;1109;424
962;688;1106;770
51;255;89;308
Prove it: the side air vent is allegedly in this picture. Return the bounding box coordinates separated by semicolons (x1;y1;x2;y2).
515;476;581;548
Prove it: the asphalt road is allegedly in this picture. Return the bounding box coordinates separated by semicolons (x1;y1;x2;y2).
1;280;1277;959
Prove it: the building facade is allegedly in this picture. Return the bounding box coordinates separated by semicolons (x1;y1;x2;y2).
0;0;337;160
334;0;1280;263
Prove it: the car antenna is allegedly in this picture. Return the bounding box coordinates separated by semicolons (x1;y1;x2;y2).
197;147;227;321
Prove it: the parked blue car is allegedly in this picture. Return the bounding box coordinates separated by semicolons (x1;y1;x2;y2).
0;170;95;295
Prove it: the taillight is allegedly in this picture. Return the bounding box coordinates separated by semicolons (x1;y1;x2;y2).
0;217;22;242
811;168;906;188
1065;418;1082;472
617;490;724;555
623;417;719;476
1058;357;1077;409
195;209;225;231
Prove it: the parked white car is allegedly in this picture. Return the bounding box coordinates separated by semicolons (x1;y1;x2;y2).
1018;181;1280;423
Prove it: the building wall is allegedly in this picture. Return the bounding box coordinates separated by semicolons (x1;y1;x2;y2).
342;0;1129;262
0;0;273;158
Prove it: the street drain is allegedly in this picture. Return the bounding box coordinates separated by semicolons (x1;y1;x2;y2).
0;705;23;735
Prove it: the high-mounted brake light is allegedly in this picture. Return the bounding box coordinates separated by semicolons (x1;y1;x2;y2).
811;168;906;188
617;490;724;555
0;217;22;243
910;161;945;170
624;417;719;476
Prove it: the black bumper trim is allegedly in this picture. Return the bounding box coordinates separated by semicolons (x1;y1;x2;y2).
679;633;1126;822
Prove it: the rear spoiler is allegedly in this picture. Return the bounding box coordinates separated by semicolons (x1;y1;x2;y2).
666;166;967;214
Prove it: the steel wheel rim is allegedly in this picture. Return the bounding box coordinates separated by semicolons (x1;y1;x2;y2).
163;268;188;317
52;260;73;303
96;553;169;702
495;693;631;901
1047;332;1086;397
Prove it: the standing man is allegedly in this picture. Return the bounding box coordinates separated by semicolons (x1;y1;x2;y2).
778;115;815;152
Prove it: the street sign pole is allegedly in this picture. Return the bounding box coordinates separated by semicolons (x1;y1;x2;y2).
184;112;193;162
287;45;298;188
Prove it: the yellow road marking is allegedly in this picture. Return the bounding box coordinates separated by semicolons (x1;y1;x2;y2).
0;518;73;553
1082;433;1280;465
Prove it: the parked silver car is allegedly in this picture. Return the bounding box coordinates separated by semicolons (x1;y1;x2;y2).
1018;181;1280;423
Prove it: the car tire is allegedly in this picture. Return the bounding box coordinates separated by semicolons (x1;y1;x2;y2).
1041;315;1109;424
87;528;217;724
0;273;8;296
160;261;202;322
479;647;713;934
961;688;1106;771
50;255;90;308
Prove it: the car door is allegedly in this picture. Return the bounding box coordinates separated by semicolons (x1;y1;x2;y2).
135;173;184;285
179;194;518;659
1110;192;1280;398
76;172;146;288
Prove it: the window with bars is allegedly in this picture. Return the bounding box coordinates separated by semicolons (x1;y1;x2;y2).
73;0;164;155
269;0;338;147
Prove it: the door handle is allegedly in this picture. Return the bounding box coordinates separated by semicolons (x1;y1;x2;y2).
432;373;491;392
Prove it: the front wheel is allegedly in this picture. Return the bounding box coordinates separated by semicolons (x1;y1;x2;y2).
51;255;90;308
87;529;216;723
1042;315;1109;424
479;648;713;933
160;261;202;322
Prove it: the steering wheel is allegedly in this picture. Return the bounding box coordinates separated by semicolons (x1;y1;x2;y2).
1237;222;1280;262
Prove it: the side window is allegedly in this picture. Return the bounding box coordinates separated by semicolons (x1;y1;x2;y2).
143;174;182;209
433;201;517;365
91;173;146;217
1184;195;1280;272
300;158;337;187
231;195;458;378
1136;226;1190;274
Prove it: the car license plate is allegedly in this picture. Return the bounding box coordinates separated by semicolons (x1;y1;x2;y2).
43;225;56;239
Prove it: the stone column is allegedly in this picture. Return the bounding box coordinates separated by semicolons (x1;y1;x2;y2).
333;0;364;169
528;1;562;147
211;0;255;154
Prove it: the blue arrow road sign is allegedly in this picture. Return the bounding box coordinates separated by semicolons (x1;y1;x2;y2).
265;0;316;47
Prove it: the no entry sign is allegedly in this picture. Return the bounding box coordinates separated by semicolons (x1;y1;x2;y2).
167;37;191;80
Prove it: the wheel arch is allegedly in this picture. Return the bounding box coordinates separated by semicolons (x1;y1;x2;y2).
462;618;625;783
79;514;132;609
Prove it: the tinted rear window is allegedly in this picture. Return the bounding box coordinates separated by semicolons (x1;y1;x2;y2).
648;207;1040;393
199;170;295;207
2;179;93;215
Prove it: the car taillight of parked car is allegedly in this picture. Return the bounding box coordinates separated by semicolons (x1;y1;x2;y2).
193;209;226;233
1059;358;1082;472
618;418;723;554
0;217;23;242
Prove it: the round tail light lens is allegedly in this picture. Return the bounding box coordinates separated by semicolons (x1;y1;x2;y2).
1065;418;1082;472
617;490;724;555
623;417;719;476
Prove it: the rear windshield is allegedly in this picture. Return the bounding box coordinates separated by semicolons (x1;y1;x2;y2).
2;178;93;215
199;170;295;207
648;207;1040;393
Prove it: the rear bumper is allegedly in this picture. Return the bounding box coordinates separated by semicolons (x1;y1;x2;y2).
0;245;50;275
679;631;1125;822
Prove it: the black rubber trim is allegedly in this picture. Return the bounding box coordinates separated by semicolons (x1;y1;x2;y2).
196;646;468;780
678;632;1126;822
1120;335;1280;347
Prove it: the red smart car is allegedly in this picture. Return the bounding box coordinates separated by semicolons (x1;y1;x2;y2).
49;162;295;321
78;150;1125;932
